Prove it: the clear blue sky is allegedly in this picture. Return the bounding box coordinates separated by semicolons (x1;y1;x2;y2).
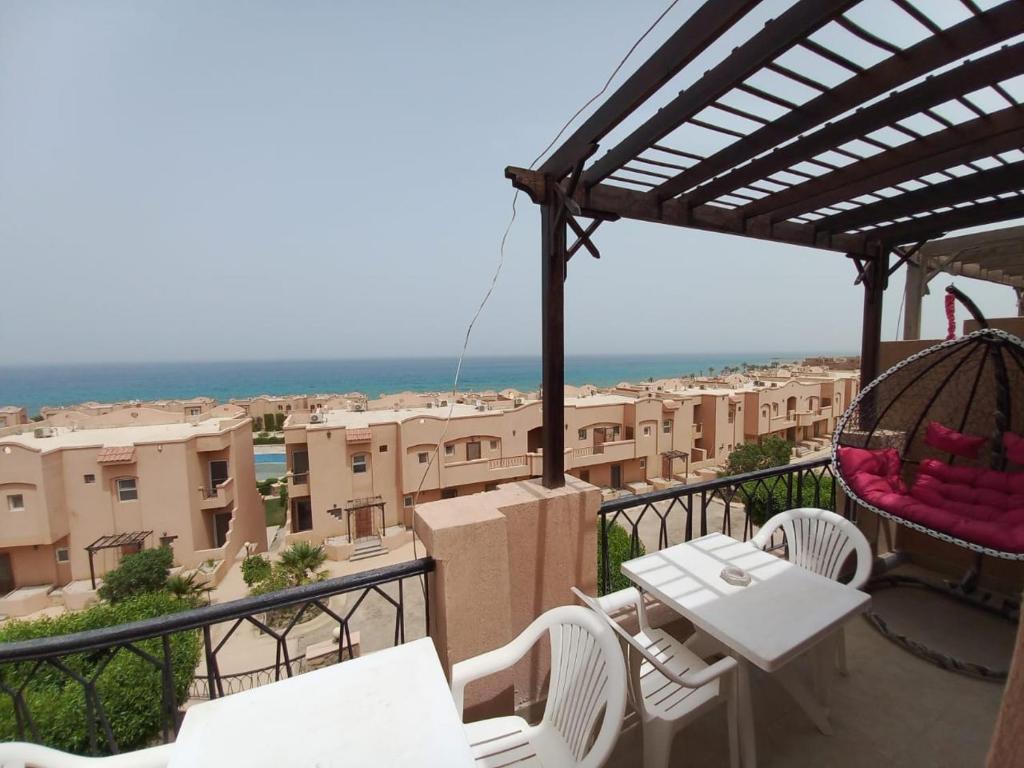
0;0;1018;365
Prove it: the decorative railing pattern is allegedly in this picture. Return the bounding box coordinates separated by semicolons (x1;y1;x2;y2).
0;558;433;755
488;455;528;470
597;458;838;594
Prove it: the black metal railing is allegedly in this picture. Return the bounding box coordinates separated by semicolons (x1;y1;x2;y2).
598;458;839;594
0;557;433;755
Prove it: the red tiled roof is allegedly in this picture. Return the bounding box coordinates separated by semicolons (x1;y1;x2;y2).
346;428;372;443
96;446;136;464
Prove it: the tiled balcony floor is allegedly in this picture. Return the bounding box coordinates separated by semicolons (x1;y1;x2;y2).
607;612;1007;768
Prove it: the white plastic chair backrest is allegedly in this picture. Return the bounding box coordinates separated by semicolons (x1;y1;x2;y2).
572;587;735;718
539;605;628;768
751;507;872;589
0;741;173;768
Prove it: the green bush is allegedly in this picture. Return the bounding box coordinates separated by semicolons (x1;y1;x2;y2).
252;416;263;432
599;520;646;595
740;474;835;527
241;554;272;587
0;592;201;755
256;478;277;495
253;435;285;445
98;547;174;603
721;436;793;477
275;412;287;430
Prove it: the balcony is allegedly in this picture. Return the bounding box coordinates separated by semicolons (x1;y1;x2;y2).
770;414;797;430
568;439;636;467
199;476;234;509
692;422;702;437
0;461;1009;768
796;410;816;427
195;433;230;453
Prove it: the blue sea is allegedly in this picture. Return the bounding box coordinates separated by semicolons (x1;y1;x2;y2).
0;353;841;417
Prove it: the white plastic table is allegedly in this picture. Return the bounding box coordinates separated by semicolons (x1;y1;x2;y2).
622;533;870;768
169;637;475;768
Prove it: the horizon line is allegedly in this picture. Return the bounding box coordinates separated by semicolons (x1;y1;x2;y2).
0;349;858;369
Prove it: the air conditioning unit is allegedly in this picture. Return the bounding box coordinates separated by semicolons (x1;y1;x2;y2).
309;413;322;424
439;400;448;407
354;404;365;412
34;427;55;438
513;398;523;407
476;404;487;411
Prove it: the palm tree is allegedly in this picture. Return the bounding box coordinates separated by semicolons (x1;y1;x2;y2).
279;541;328;585
166;571;212;605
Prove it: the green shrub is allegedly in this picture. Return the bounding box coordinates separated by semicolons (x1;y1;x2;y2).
740;474;835;527
98;547;173;603
599;520;646;595
721;436;793;477
253;435;285;445
241;554;272;587
256;478;277;496
252;416;263;432
0;592;201;755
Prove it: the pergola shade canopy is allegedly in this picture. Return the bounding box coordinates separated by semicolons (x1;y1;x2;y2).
508;0;1024;489
509;0;1024;257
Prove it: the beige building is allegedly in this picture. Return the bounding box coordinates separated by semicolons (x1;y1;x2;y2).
0;406;28;429
0;417;266;615
282;392;713;552
40;397;219;424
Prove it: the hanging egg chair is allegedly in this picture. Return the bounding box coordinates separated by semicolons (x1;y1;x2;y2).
833;286;1024;563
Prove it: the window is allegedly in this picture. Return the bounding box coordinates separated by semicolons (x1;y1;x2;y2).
578;428;587;440
580;470;590;483
56;548;70;563
642;425;651;437
116;478;138;502
441;488;457;499
83;474;96;484
7;494;24;512
639;457;646;469
379;444;388;453
403;495;413;508
352;454;368;474
466;441;481;461
772;403;779;415
286;405;292;411
418;452;429;464
662;420;671;434
445;443;455;456
187;407;201;417
489;440;498;450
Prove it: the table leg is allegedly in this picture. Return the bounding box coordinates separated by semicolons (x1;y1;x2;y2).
738;660;757;768
777;659;833;736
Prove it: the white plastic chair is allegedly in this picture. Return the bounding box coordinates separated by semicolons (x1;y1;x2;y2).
573;587;739;768
450;605;627;768
750;506;872;675
0;743;173;768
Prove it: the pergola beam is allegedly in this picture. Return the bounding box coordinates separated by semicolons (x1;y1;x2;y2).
737;106;1024;223
677;39;1024;208
815;163;1024;235
581;0;857;187
869;195;1024;246
538;0;759;180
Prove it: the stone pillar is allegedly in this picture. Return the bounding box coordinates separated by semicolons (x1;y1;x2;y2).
415;475;598;719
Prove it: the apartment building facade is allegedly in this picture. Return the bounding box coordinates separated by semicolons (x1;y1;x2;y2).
40;397;220;424
0;407;28;429
282;393;708;548
0;417;266;612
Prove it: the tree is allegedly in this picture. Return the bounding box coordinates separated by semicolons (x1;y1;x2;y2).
277;542;327;586
274;412;286;431
722;436;792;477
165;572;211;604
252;416;263;431
0;592;201;754
598;520;646;595
98;547;173;604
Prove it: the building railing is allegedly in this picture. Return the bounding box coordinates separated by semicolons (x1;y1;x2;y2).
289;471;309;485
597;457;837;594
488;455;528;470
0;557;434;755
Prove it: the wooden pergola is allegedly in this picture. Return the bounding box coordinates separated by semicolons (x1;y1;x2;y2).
506;0;1024;488
85;531;152;589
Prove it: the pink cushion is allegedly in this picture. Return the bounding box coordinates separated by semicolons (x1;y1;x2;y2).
924;421;986;459
837;446;906;493
1005;432;1024;465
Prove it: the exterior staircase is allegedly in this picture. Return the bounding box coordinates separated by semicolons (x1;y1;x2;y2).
349;536;387;562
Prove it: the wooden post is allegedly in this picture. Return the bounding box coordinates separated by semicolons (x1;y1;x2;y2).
540;190;566;489
859;251;888;389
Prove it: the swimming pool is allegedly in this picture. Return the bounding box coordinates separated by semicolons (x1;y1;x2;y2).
254;453;286;463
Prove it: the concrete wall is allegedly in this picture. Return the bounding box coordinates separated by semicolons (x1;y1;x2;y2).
415;476;598;718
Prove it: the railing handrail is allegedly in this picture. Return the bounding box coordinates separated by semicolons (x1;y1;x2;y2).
0;557;434;662
599;456;831;513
